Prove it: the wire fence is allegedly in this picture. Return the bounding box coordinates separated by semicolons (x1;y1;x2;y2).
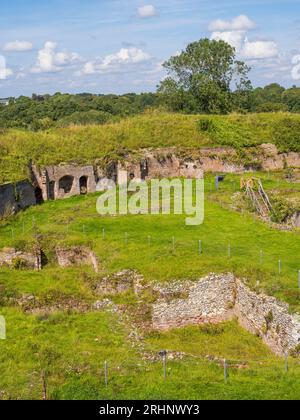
32;352;300;400
1;214;300;291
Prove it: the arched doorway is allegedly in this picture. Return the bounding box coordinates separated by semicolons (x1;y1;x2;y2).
35;187;44;204
59;176;74;195
79;176;88;195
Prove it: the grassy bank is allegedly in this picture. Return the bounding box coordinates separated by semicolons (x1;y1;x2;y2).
1;111;300;184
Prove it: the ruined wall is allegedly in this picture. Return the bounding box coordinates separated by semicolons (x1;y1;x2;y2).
0;181;36;217
152;274;300;355
260;144;300;171
0;247;41;270
117;145;300;182
31;164;97;200
153;275;236;330
56;247;99;273
235;280;300;355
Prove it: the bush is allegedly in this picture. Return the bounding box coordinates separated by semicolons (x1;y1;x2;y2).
197;118;216;133
272;118;300;152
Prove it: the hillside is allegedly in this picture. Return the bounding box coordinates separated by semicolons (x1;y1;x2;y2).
1;111;300;184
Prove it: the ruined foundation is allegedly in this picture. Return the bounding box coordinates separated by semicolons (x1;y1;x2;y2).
152;274;300;356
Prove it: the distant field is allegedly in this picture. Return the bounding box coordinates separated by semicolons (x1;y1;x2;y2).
1;111;300;184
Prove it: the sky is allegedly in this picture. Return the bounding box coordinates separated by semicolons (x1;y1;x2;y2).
1;0;300;97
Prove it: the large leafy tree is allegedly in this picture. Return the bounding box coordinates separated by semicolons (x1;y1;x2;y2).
158;38;252;114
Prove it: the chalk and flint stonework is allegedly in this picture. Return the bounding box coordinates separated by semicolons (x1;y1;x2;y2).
152;274;300;355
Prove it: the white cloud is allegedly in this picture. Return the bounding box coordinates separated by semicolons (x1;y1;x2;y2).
0;67;13;80
211;31;245;51
3;40;33;52
209;15;256;32
137;5;157;18
0;55;13;79
82;47;151;74
31;41;82;73
241;38;279;59
209;15;279;61
291;55;300;80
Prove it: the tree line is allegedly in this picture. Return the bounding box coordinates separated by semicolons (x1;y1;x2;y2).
1;39;300;130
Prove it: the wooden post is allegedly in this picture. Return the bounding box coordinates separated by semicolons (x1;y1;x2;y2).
224;359;228;383
104;361;108;387
278;260;282;275
285;353;289;373
198;240;202;255
41;370;47;400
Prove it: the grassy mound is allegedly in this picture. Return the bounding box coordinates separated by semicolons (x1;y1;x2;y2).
1;111;300;184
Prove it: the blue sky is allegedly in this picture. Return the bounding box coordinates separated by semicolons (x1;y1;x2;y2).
0;0;300;97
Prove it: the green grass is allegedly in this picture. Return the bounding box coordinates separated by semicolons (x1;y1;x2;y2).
0;308;299;400
0;175;299;399
0;177;299;310
144;321;272;360
1;111;300;183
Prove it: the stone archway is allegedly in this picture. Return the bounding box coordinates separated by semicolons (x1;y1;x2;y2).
59;175;74;195
35;186;44;204
79;176;88;195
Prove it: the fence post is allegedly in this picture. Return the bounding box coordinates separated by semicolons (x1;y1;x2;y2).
285;353;289;373
198;240;202;255
159;350;167;380
260;250;263;264
163;353;167;380
224;359;228;383
104;361;108;387
102;228;105;240
41;370;47;400
278;260;282;275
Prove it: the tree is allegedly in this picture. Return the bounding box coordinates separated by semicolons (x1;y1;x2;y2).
158;38;251;114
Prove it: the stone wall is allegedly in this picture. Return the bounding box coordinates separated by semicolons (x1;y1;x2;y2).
0;180;36;217
0;247;42;270
152;274;300;355
31;164;97;201
56;247;99;273
117;144;300;182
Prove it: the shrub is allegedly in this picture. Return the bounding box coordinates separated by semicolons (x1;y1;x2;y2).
272;118;300;152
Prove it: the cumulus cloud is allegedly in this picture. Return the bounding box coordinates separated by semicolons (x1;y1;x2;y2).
82;47;151;74
3;40;33;52
209;15;256;32
0;56;13;79
31;41;82;73
211;31;245;51
137;5;157;18
291;54;300;80
241;38;278;59
209;15;278;60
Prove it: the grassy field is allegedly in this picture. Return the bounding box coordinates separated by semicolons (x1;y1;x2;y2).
0;175;299;309
0;175;299;399
1;111;300;183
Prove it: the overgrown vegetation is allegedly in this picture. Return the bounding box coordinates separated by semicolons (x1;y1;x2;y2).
1;111;300;184
0;181;299;399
